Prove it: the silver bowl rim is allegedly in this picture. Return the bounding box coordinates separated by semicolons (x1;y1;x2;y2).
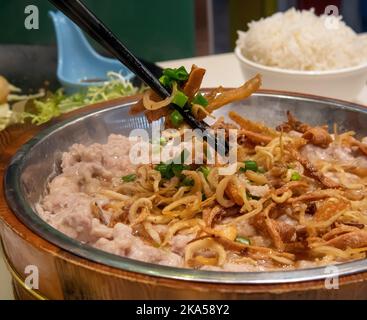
4;91;367;285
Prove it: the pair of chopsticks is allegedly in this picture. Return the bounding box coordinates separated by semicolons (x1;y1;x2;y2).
48;0;229;155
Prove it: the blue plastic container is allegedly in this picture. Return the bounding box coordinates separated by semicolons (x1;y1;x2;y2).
49;11;134;94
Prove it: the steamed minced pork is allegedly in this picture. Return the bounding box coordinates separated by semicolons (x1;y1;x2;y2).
237;8;367;71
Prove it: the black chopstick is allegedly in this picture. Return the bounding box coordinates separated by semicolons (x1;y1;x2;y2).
48;0;229;155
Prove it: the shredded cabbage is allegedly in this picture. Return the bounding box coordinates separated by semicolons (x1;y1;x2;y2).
0;103;13;131
0;72;140;130
23;72;140;125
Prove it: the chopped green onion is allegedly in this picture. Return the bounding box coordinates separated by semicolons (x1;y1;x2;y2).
236;236;251;245
181;148;190;163
246;192;260;201
173;164;191;178
172;91;188;108
163;66;189;81
155;151;191;180
181;177;194;187
122;174;137;182
170;110;184;127
160;137;167;146
291;171;301;181
192;93;208;107
152;137;167;146
240;160;258;173
198;166;210;179
172;164;185;178
159;75;172;88
171;148;190;164
155;164;174;180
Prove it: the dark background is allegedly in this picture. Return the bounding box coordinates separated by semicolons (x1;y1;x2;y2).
1;0;366;90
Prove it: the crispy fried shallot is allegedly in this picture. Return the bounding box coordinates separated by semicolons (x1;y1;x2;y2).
302;127;333;148
229;111;279;138
274;181;308;196
129;97;146;115
203;206;223;227
278;112;332;148
348;137;367;156
274;221;296;243
183;65;206;99
199;74;262;118
225;180;244;206
325;230;367;250
204;86;225;103
239;129;273;146
287;190;342;204
145;107;170;123
277;111;310;133
322;225;362;241
288;147;340;189
314;198;349;222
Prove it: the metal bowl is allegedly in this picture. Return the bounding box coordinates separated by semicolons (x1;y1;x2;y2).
5;91;367;285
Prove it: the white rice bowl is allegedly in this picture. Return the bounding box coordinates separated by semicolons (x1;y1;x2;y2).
237;8;367;71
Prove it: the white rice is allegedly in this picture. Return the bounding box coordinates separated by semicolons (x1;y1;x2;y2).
237;8;367;71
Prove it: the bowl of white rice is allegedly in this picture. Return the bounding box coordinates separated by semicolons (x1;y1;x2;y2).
235;8;367;101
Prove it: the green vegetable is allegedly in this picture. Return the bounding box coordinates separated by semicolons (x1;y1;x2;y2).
170;110;184;127
192;93;208;107
291;171;301;181
181;177;194;187
122;174;137;182
22;72;140;126
171;164;187;178
172;91;188;108
246;192;260;200
155;163;191;180
178;163;191;174
155;164;174;180
0;103;20;131
240;160;258;173
0;83;45;131
155;150;192;180
163;66;189;82
176;148;191;164
236;236;251;245
159;75;172;88
198;166;210;179
160;137;167;146
152;137;167;146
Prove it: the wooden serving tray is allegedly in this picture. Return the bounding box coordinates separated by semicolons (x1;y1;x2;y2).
1;95;367;300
